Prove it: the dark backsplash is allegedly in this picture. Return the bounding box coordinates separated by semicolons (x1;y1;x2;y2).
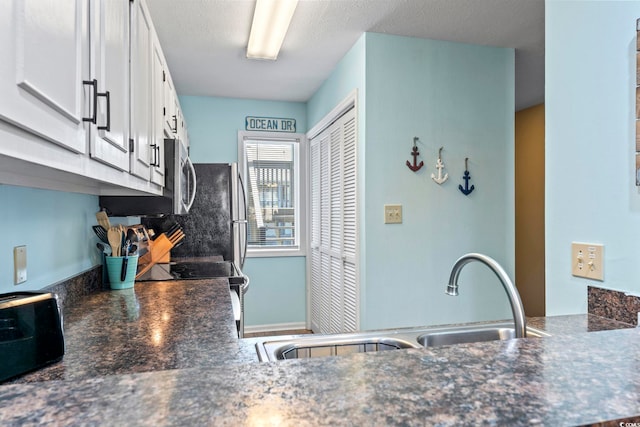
588;285;640;326
43;266;103;316
143;163;233;260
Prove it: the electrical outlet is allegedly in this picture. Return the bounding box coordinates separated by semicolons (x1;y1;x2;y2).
571;242;603;281
384;204;402;224
13;246;27;285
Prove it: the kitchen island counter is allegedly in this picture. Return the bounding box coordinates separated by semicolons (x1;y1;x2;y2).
3;276;640;425
2;324;640;425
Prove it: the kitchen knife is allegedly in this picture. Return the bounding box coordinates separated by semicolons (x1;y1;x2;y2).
165;223;181;237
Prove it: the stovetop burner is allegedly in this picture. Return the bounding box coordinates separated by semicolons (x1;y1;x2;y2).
169;261;236;279
136;260;243;283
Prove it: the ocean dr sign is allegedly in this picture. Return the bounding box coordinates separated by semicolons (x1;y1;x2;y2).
245;116;296;133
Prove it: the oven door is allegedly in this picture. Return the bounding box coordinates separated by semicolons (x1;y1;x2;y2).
174;141;197;215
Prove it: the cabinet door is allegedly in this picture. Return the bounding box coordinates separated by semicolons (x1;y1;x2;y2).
88;0;130;171
164;74;177;135
129;0;152;180
177;104;187;146
150;36;165;187
0;0;88;154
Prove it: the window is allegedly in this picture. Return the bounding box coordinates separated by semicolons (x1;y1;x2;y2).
238;131;306;257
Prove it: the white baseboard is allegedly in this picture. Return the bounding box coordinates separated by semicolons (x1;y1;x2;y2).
244;322;307;335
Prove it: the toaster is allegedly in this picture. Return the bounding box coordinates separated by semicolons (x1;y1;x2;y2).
0;292;64;382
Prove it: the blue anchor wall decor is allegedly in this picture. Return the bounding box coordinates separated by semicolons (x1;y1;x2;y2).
406;137;424;172
458;157;475;196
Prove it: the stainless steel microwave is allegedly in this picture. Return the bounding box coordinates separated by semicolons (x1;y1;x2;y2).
99;139;197;216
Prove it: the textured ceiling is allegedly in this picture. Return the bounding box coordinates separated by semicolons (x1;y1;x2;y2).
147;0;544;111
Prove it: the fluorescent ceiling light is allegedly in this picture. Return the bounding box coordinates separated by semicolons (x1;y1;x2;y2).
247;0;298;60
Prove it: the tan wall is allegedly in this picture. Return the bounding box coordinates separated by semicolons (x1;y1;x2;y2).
515;104;545;316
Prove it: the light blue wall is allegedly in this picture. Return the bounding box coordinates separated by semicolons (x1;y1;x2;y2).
0;185;100;293
307;33;515;330
362;34;515;329
181;96;307;163
242;257;306;326
545;1;640;314
307;35;366;127
179;96;308;327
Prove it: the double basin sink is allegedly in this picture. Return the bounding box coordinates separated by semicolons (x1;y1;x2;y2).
255;321;550;362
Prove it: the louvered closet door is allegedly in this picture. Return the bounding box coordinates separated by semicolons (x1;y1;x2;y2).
341;113;358;331
309;107;358;334
310;130;331;333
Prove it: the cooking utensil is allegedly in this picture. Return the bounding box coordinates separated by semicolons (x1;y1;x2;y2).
120;237;131;282
95;211;111;230
96;242;111;255
126;228;138;244
120;256;128;281
107;227;122;259
92;225;109;244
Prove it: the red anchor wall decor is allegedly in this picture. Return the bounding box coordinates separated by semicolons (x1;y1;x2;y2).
406;137;424;172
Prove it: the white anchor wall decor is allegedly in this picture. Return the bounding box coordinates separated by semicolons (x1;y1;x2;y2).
406;137;424;172
458;157;475;196
431;147;448;184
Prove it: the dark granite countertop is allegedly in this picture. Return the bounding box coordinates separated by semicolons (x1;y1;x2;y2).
2;275;639;426
12;278;258;383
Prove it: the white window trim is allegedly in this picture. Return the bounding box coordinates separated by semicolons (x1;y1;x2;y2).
238;130;307;258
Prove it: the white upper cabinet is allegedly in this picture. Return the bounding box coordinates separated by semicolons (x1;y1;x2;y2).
0;0;88;154
150;32;166;187
0;0;186;196
164;72;177;136
131;0;167;187
87;0;130;171
129;0;153;181
177;104;188;147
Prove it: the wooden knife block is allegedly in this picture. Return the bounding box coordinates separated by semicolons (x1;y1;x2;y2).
136;234;175;279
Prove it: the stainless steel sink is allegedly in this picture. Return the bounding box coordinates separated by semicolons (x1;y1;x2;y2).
416;323;549;347
258;334;420;361
254;321;550;362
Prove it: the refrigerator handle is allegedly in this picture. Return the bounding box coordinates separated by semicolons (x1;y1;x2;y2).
237;171;248;269
185;157;197;212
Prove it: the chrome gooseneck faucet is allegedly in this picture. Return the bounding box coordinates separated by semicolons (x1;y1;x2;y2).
445;253;527;338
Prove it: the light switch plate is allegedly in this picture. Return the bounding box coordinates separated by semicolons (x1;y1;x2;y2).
14;245;27;285
571;242;604;281
384;204;402;224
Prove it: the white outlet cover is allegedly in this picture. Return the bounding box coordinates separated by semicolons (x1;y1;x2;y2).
13;246;27;285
